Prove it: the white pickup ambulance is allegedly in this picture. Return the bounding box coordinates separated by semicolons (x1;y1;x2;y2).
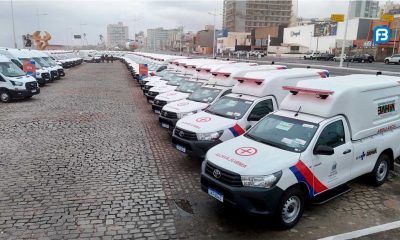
0;55;40;102
172;68;329;159
151;61;239;114
159;63;286;129
201;74;399;229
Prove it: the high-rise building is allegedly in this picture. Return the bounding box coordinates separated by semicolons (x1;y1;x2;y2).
106;22;129;48
223;0;292;32
349;0;380;19
146;27;182;50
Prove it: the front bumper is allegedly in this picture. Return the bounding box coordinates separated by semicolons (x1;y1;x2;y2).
171;133;221;159
159;115;178;129
57;69;65;77
145;93;159;103
9;88;40;99
201;162;283;215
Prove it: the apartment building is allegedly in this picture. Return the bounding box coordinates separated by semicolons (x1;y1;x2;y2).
349;0;379;19
106;22;129;48
223;0;292;32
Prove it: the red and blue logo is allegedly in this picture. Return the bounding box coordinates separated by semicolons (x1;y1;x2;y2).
229;124;245;137
289;160;328;197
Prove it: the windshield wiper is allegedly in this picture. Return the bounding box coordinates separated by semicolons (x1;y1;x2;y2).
245;134;280;148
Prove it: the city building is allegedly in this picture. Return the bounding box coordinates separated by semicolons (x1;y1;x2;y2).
194;26;214;54
217;32;251;53
349;0;379;19
283;18;372;53
223;0;292;32
251;26;285;51
380;0;400;15
106;22;129;48
146;27;182;50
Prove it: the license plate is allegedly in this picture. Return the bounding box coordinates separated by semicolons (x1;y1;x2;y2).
154;109;161;114
31;89;37;93
161;123;169;129
176;144;186;153
208;188;223;202
149;100;154;104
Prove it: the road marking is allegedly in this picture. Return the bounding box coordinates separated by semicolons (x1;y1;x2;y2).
319;220;400;240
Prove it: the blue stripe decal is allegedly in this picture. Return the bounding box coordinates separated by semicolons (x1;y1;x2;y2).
229;127;239;137
289;166;314;197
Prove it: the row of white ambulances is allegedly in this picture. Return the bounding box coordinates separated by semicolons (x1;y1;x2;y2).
127;53;396;229
201;74;400;228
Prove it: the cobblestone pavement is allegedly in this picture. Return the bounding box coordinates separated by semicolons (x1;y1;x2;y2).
1;62;400;240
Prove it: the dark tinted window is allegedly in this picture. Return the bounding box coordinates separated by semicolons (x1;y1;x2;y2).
316;120;345;148
248;99;273;119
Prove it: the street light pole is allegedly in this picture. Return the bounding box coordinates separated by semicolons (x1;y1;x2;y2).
179;26;183;55
340;0;351;68
208;10;220;58
10;0;17;48
393;28;398;55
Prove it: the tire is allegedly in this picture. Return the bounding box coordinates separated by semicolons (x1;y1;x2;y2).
369;154;390;187
385;60;389;64
0;90;11;103
274;187;305;229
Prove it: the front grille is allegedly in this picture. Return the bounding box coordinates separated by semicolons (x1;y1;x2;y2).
174;127;197;140
57;69;64;75
154;100;167;107
144;85;152;90
161;110;177;119
148;91;159;97
205;162;242;187
51;70;58;76
41;72;50;79
25;81;38;90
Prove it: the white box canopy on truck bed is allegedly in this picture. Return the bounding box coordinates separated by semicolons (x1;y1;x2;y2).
280;74;400;140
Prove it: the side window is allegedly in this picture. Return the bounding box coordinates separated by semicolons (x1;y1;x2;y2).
11;59;22;69
248;99;273;120
316;120;345;148
221;89;231;97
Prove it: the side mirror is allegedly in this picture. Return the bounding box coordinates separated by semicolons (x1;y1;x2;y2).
313;145;334;156
248;114;262;121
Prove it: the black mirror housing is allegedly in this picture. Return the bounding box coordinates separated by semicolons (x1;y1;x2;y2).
248;114;261;121
314;145;334;156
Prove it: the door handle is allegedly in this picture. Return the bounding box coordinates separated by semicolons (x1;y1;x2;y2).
343;149;352;154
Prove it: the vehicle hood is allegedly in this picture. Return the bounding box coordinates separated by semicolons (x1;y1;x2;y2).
8;75;37;83
146;79;167;87
145;76;162;82
151;85;177;94
176;111;237;133
206;135;301;176
163;99;209;113
155;91;189;102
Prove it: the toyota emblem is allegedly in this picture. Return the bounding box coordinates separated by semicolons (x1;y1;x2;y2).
155;100;159;104
178;131;185;137
163;112;168;116
213;169;221;179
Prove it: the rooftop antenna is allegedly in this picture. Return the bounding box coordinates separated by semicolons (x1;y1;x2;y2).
294;106;302;117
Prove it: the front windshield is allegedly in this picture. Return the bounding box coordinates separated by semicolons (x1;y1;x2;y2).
206;96;253;120
246;114;318;153
161;72;176;81
20;58;42;69
0;62;26;77
43;57;56;66
33;58;50;67
166;75;188;86
188;87;222;103
176;81;203;93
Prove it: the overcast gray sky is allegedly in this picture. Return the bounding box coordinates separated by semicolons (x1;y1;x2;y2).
0;0;391;47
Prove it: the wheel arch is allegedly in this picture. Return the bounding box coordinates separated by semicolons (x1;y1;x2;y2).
380;148;394;170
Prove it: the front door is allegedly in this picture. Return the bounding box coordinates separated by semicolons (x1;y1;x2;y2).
311;118;353;195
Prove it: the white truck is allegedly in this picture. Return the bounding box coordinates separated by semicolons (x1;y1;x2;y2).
159;63;286;130
201;74;399;229
172;68;329;159
0;55;40;102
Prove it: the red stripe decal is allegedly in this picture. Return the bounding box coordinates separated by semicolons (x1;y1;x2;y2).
295;160;328;194
233;124;245;135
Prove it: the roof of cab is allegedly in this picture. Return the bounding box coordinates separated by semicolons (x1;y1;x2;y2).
0;55;11;62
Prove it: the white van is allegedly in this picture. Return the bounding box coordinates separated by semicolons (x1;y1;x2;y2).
151;61;239;114
159;64;286;129
4;48;51;86
0;55;40;102
37;51;65;77
22;49;60;81
201;74;399;229
172;68;329;159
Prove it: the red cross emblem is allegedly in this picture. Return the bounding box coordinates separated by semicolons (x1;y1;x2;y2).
196;117;211;122
177;102;189;106
235;147;257;156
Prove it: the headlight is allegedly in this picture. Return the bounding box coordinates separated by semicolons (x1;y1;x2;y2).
10;80;23;86
36;72;41;77
197;130;223;141
177;111;197;119
241;171;282;188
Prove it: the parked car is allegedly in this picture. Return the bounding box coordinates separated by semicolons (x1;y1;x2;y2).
333;54;347;62
384;54;400;64
303;51;320;60
316;53;335;61
350;54;374;63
